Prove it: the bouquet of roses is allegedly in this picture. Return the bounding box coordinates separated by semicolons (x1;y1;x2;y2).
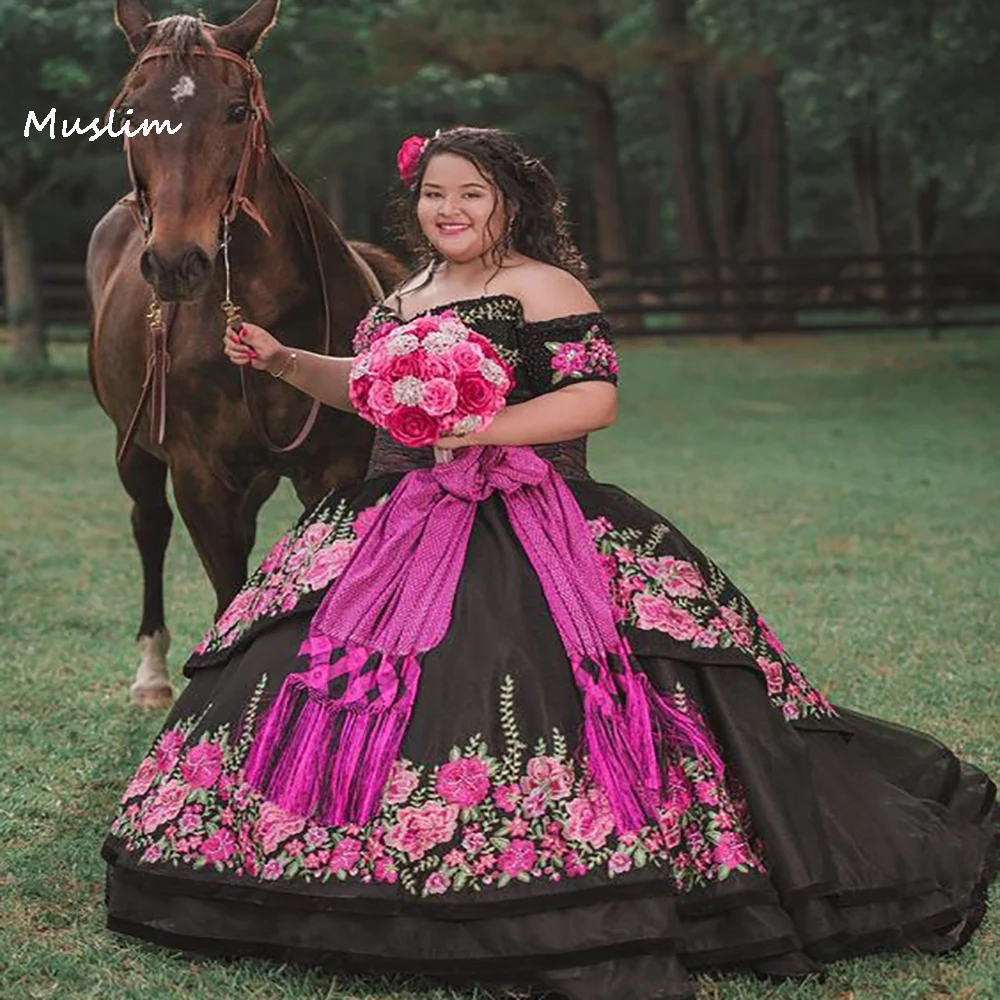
348;309;513;455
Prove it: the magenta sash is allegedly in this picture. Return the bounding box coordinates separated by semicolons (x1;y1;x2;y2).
244;445;723;830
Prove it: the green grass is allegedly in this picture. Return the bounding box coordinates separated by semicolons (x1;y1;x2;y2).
1;334;997;1000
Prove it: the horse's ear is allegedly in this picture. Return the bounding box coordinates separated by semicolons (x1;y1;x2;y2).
214;0;281;56
115;0;154;53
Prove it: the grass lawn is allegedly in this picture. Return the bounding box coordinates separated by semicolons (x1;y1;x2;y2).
1;332;997;1000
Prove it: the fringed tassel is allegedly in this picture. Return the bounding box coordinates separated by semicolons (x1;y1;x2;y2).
244;647;421;825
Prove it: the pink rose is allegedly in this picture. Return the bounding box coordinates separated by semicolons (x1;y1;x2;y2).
374;858;398;883
302;523;334;549
563;787;615;849
455;374;497;417
498;838;536;877
451;341;485;372
397;134;428;187
632;594;699;640
436;758;491;808
493;784;521;814
385;353;425;381
256;801;307;855
122;757;159;802
425;871;451;895
200;828;237;863
588;516;614;539
180;742;223;790
141;780;189;833
522;756;574;801
756;656;785;696
383;760;420;805
608;852;632;875
712;831;750;869
385;405;439;447
462;829;487;854
385;802;460;861
367;379;397;416
551;342;587;375
329;836;361;873
302;540;354;590
421;377;459;417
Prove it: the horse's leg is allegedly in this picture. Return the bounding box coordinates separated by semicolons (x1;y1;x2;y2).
117;443;175;709
171;462;276;620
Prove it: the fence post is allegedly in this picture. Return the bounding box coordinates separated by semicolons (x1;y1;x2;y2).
736;258;753;341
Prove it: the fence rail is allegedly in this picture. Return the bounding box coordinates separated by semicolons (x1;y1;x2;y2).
2;252;1000;338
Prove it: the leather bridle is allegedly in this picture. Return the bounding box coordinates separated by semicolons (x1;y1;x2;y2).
107;44;333;463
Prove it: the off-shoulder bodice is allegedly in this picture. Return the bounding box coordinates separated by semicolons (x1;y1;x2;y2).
353;294;619;481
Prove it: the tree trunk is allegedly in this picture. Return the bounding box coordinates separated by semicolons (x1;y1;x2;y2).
1;202;49;374
847;126;889;303
654;0;715;328
910;173;941;332
577;78;633;326
707;71;743;332
749;68;793;331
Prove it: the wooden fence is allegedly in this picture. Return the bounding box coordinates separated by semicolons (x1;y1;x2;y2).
3;252;1000;339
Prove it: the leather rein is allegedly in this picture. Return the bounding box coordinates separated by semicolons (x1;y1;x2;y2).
109;45;332;464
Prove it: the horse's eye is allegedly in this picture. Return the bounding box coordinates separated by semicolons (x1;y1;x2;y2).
227;102;249;123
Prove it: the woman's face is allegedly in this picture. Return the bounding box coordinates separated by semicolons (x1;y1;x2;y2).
417;152;510;264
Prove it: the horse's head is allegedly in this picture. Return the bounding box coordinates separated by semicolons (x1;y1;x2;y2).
114;0;279;301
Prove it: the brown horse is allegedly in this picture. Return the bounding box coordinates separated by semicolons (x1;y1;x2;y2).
87;0;405;708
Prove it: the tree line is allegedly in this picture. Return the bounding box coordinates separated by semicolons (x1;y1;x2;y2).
3;0;999;373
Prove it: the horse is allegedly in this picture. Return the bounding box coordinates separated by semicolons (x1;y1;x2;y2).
87;0;406;709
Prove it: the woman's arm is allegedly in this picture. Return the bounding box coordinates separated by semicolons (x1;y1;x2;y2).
437;382;617;449
223;323;357;413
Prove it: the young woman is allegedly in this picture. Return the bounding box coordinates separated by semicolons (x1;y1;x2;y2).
102;126;997;1000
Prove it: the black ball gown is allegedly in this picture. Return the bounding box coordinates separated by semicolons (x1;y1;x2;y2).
102;294;997;1000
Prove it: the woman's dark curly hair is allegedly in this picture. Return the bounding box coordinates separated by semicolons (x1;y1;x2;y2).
390;126;588;297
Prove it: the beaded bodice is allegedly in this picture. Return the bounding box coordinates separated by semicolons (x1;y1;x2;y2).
355;294;619;482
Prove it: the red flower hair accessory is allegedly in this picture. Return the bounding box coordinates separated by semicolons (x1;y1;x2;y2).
397;134;430;189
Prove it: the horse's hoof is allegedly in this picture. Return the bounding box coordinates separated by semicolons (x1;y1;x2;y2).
130;684;174;710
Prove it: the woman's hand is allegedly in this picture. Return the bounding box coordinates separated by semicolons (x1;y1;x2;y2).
434;431;482;451
223;322;289;375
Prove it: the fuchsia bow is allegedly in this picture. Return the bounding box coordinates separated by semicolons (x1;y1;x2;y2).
244;446;724;831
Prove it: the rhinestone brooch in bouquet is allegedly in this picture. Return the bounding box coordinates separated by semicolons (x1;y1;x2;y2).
348;309;514;463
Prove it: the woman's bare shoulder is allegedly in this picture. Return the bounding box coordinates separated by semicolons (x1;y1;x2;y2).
507;260;600;323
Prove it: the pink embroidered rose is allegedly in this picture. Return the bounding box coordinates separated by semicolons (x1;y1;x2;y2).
505;817;530;838
200;828;237;863
302;540;354;590
521;787;548;819
179;742;223;790
632;594;699;640
367;379;397;416
712;831;750;869
493;784;521;813
756;656;785;696
385;802;459;861
142;780;189;833
141;844;162;863
564;850;588;878
260;535;290;574
374;858;398;884
551;342;587;375
383;760;420;805
462;829;487;854
261;859;284;880
122;758;159;802
655;558;703;598
302;522;334;549
608;852;632;875
523;756;574;801
715;606;752;647
588;516;614;539
436;757;491;808
498;839;536;877
420;377;459;417
695;780;719;806
256;801;307;855
425;872;451;895
564;787;615;849
443;849;466;868
386;405;439;448
305;826;328;848
329;836;362;873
